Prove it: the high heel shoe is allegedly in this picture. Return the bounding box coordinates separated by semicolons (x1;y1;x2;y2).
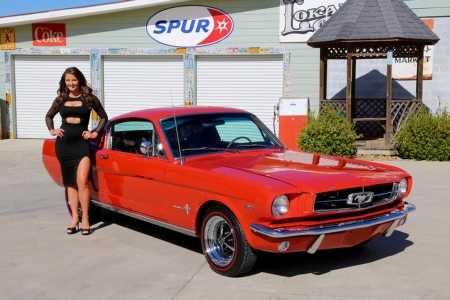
67;224;79;235
81;219;90;235
81;228;91;236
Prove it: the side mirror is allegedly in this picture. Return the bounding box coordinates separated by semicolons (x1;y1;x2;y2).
140;141;152;158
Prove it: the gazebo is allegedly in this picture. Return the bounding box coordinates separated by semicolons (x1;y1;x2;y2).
307;0;439;150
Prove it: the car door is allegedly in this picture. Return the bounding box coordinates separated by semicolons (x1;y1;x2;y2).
95;119;168;220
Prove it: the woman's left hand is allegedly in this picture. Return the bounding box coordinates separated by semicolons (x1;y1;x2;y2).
82;131;98;140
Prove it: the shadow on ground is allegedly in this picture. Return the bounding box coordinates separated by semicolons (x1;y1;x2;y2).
91;208;413;277
93;209;203;254
250;230;412;277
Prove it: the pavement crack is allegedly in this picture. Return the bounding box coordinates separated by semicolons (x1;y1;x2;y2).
171;260;207;299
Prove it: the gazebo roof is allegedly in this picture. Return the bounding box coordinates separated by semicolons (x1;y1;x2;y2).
307;0;439;46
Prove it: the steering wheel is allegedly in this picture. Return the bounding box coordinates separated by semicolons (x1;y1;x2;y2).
226;136;252;148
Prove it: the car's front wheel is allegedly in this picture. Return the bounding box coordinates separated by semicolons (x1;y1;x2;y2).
201;206;258;277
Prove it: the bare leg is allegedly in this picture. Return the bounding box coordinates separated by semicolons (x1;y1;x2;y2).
77;157;91;234
67;186;80;231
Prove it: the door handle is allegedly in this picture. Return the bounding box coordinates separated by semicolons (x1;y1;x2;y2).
99;153;109;162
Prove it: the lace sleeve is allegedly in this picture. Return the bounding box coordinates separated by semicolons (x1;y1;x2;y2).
92;96;108;133
45;99;60;131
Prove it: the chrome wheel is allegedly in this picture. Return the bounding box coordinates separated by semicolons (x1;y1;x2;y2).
201;206;258;276
203;215;236;267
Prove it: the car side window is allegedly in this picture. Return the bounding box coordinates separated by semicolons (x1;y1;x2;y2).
109;120;165;158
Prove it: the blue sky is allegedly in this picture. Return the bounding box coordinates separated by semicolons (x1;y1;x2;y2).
0;0;119;17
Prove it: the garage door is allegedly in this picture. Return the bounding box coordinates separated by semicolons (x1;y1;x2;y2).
14;55;91;139
196;55;283;133
103;56;184;119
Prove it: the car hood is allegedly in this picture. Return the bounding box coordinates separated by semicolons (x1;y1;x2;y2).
200;150;409;193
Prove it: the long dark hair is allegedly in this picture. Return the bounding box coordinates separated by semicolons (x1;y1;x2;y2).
54;67;95;109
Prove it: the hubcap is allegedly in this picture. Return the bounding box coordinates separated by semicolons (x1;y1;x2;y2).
203;215;236;267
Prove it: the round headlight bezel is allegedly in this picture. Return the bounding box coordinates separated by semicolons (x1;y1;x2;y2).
397;178;408;197
272;195;290;218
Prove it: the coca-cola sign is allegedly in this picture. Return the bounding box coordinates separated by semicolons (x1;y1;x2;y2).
32;23;66;46
279;0;346;43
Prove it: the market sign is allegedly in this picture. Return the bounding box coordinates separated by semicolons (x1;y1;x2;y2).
279;0;346;43
146;6;234;47
32;23;66;46
392;19;435;80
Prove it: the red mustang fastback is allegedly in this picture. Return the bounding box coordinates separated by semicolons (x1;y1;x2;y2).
42;106;415;276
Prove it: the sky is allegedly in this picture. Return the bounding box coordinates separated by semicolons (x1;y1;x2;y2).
0;0;121;17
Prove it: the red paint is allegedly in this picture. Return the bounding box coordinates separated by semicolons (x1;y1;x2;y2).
32;23;66;46
42;106;413;259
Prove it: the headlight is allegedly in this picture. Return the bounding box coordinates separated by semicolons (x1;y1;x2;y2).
272;195;290;218
398;178;408;197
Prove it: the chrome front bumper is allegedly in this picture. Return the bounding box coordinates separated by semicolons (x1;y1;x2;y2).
250;202;416;239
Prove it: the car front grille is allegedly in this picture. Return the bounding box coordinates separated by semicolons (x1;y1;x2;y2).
314;182;398;212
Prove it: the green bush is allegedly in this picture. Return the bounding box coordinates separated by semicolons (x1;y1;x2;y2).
296;105;357;157
396;106;450;161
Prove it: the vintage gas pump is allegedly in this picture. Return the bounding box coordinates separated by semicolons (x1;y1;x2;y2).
277;97;309;150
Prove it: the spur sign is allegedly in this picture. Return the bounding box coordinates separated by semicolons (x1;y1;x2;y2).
279;0;346;43
32;23;66;46
146;6;234;47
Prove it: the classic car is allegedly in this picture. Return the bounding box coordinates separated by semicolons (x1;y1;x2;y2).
42;106;415;277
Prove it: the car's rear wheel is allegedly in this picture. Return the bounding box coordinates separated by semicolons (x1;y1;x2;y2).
64;188;102;223
201;206;258;277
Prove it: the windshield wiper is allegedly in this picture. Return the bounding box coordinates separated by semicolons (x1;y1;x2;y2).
235;144;270;148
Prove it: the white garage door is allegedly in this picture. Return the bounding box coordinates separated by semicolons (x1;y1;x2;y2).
103;56;184;119
14;55;91;139
196;55;283;133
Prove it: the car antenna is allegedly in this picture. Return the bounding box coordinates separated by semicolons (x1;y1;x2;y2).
171;92;184;165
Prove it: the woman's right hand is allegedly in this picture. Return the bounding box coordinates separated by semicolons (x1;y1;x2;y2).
49;128;64;137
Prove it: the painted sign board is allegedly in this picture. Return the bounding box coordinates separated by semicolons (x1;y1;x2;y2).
32;23;66;46
147;6;234;47
392;19;435;80
1;28;16;50
279;0;346;43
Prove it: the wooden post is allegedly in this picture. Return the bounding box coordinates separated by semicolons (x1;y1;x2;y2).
416;46;424;101
319;50;327;102
346;51;352;122
351;56;357;119
386;50;393;149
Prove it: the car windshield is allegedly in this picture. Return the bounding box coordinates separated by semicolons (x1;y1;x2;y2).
161;112;283;158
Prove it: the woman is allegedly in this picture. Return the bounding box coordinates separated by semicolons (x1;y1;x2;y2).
46;67;108;235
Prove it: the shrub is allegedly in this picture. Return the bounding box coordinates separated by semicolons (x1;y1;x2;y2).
396;106;450;161
296;104;357;157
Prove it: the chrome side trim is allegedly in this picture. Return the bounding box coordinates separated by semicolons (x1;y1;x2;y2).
250;202;416;238
91;200;197;237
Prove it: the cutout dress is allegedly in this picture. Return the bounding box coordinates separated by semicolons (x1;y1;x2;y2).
46;96;107;188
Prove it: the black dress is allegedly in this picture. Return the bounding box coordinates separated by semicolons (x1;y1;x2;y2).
46;96;107;188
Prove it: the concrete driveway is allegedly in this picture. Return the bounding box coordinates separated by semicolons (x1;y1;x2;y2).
1;139;449;300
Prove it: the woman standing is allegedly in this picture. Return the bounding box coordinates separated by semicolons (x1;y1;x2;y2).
46;67;108;235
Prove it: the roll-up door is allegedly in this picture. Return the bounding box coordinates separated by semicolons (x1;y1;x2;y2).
103;56;184;119
196;55;283;133
14;55;91;139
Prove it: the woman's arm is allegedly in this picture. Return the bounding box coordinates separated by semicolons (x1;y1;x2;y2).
46;99;64;137
92;96;108;133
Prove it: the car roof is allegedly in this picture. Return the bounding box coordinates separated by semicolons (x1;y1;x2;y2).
110;106;250;122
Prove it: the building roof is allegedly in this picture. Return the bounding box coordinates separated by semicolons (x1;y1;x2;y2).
0;0;191;27
307;0;440;46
